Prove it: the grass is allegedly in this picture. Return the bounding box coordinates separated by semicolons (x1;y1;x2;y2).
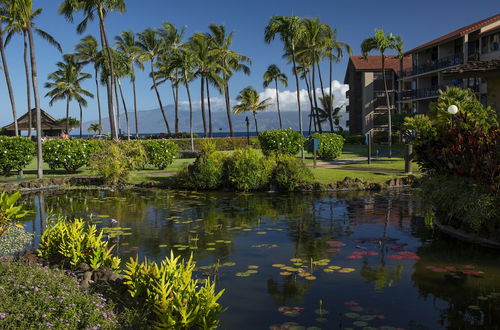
311;168;406;185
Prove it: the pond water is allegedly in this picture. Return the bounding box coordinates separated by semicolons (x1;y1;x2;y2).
21;189;500;330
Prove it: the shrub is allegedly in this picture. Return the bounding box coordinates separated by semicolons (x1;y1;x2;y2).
344;134;365;145
0;136;35;175
259;129;306;156
43;139;97;173
0;226;33;255
372;131;400;144
90;143;130;185
0;192;29;237
0;262;118;329
186;140;227;190
38;216;121;271
123;253;225;329
224;148;274;191
309;133;345;160
170;137;259;152
142;139;179;170
120;141;148;170
273;155;312;191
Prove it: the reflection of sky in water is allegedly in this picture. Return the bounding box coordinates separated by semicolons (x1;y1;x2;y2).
21;190;500;330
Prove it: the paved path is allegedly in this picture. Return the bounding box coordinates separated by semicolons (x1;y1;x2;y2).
306;157;406;174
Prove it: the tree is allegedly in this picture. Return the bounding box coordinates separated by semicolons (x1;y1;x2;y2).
263;64;287;129
136;28;171;134
0;7;17;136
88;123;102;136
45;54;93;136
208;24;251;137
233;87;273;135
361;29;402;158
59;0;127;141
265;16;305;156
115;30;144;138
314;94;344;132
75;35;102;134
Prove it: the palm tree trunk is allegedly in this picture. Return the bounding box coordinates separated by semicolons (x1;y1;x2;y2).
382;55;392;158
79;103;83;138
200;75;207;136
206;77;213;137
184;76;194;151
174;70;179;133
274;79;282;129
118;79;130;140
311;52;322;133
65;97;70;134
223;74;233;137
151;61;171;134
132;77;139;138
114;77;121;136
94;67;102;134
329;53;333;110
27;23;43;179
24;32;32;137
98;14;117;140
316;60;327;100
290;45;303;157
253;111;259;135
304;70;317;134
0;24;18;136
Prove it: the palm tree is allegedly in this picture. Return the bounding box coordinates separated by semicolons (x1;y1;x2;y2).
263;64;287;129
3;3;62;138
59;0;127;141
208;24;251;137
0;21;17;136
361;29;402;158
265;16;305;156
75;35;102;134
88;123;102;136
314;94;343;132
136;28;171;134
44;54;93;135
233;87;273;135
115;30;144;138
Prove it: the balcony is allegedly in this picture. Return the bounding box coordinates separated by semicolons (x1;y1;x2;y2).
402;53;464;78
398;82;480;101
372;96;395;109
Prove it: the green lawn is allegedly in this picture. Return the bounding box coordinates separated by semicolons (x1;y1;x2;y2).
311;168;401;185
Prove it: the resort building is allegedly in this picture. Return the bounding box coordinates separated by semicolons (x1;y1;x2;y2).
399;13;500;114
344;55;412;135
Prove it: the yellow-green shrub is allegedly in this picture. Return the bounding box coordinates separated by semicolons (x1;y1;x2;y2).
90;143;130;185
224;148;274;191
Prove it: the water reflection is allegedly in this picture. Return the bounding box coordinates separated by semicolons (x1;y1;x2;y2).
21;189;500;329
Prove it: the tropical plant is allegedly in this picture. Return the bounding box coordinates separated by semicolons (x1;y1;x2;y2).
142;139;179;170
59;0;127;140
224;148;274;191
88;123;103;136
0;136;35;175
208;24;251;137
90;142;130;184
258;128;306;156
42;139;97;173
309;132;345;160
273;155;312;191
361;29;402;158
314;94;344;132
233;87;273;135
0;192;28;237
38;216;121;270
184;141;226;190
263;64;288;129
44;54;94;136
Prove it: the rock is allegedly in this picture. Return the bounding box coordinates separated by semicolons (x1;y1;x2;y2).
92;267;122;282
77;262;90;272
20;249;39;266
80;271;94;291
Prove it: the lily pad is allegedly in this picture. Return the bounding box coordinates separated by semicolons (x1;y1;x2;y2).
345;312;360;319
305;276;317;281
359;315;375;321
314;309;329;315
248;265;259;269
352;321;368;327
350;306;364;312
315;317;328;323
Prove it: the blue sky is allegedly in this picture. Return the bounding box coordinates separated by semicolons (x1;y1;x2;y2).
0;0;499;127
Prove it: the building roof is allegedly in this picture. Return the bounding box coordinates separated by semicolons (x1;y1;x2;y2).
481;25;500;35
2;108;66;131
406;13;500;54
441;59;500;78
348;55;412;73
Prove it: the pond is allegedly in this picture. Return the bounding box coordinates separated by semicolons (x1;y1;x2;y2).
21;189;500;329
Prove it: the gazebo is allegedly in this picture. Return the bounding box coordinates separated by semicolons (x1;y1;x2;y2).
2;109;66;137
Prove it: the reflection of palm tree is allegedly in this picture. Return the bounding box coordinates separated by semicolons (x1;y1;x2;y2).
360;260;403;293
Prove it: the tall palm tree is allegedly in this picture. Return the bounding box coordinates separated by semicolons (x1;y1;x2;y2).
361;29;402;158
233;87;273;135
59;0;127;141
115;30;144;138
44;54;93;135
265;16;305;156
315;94;343;132
159;22;185;133
136;28;171;134
208;24;251;137
75;35;102;134
3;4;62;138
0;21;17;135
88;123;102;137
263;64;287;129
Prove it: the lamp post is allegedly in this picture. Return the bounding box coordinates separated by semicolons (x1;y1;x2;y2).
448;104;458;128
245;116;250;145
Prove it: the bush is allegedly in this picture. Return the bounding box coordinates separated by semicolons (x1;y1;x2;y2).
0;192;29;237
273;155;312;191
43;139;97;173
142;139;179;170
0;136;35;175
0;226;33;255
123;253;225;329
38;216;121;271
259;129;306;156
186;141;227;190
372;131;400;144
344;134;365;145
170;137;259;152
0;262;118;329
224;148;274;191
309;133;345;160
90;143;130;185
120;141;148;170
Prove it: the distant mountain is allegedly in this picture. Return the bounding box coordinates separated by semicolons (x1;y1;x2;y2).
81;105;348;135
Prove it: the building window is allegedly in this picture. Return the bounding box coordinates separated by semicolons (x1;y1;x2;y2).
481;32;500;54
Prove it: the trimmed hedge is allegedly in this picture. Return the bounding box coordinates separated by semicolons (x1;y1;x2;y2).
344;134;365;145
42;139;97;173
0;136;35;175
142;139;179;170
309;133;344;160
170;137;259;152
259;129;306;156
372;131;400;144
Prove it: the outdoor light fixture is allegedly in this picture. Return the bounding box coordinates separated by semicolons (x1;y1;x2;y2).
447;104;458;115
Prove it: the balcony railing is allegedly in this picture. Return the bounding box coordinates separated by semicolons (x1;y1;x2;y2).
398;82;480;101
402;53;464;77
